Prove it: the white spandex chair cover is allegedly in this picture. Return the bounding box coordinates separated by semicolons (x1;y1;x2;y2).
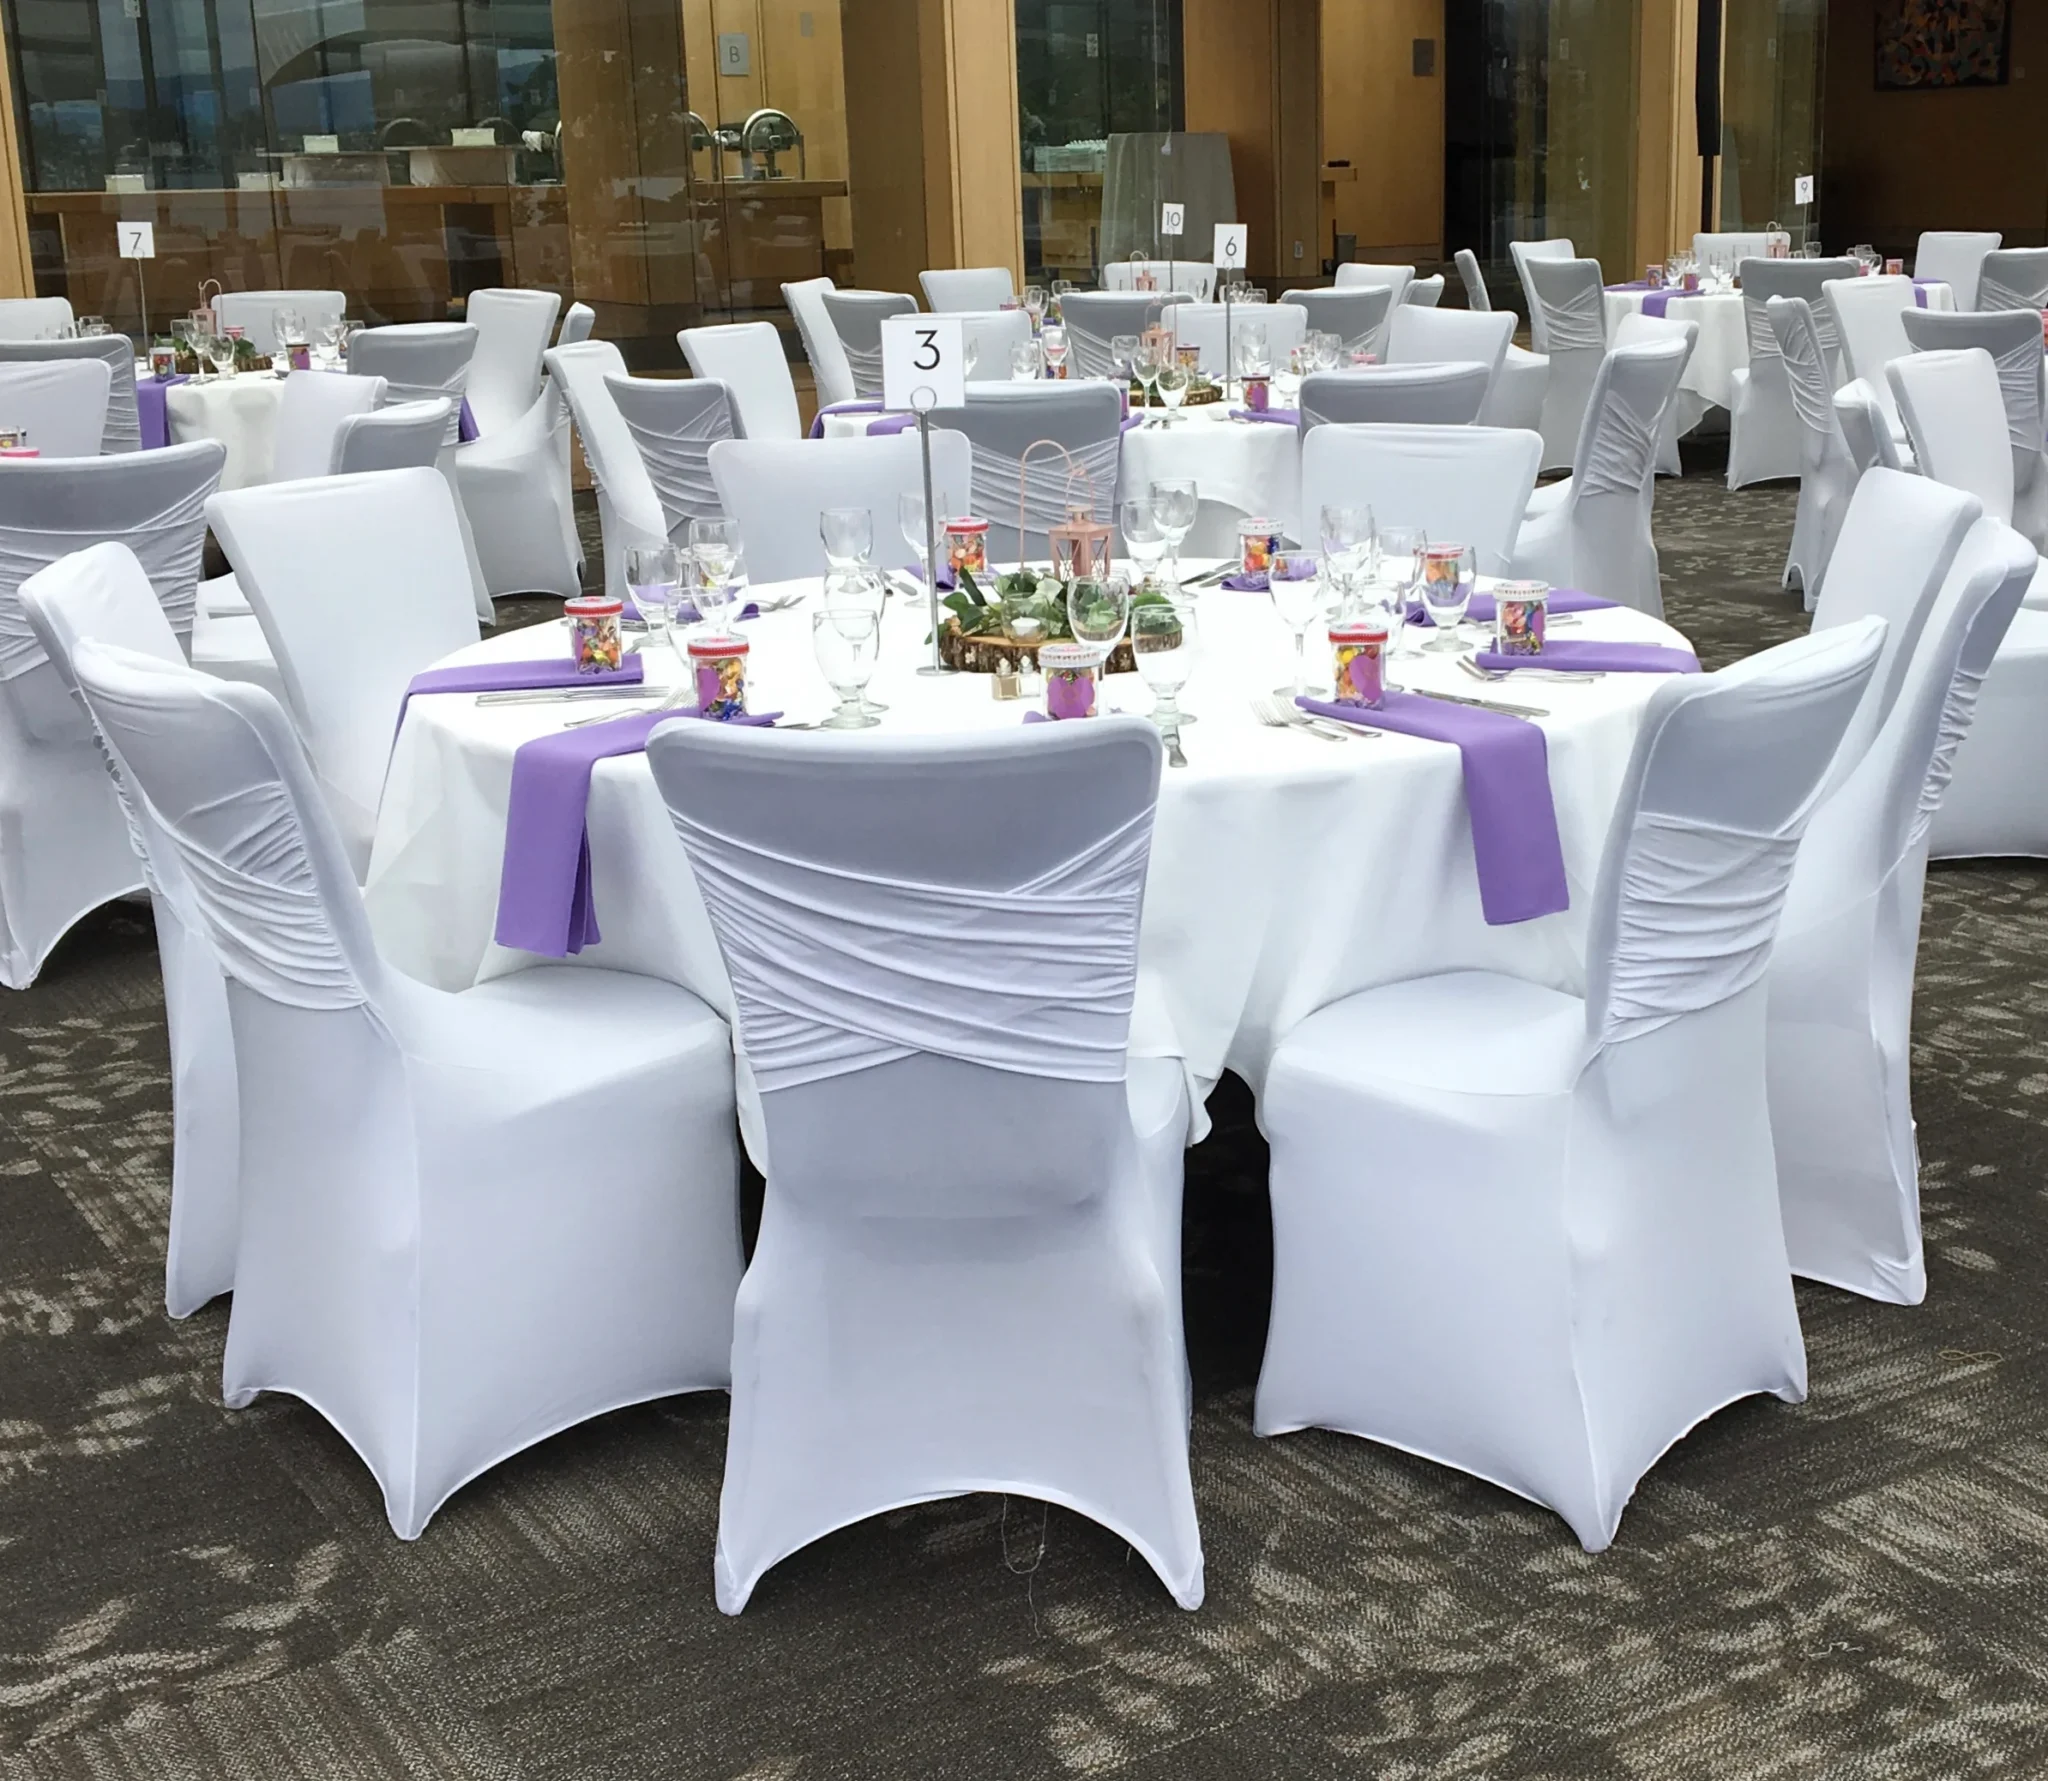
1454;250;1491;309
0;439;224;986
819;292;919;399
1255;620;1886;1550
1929;607;2048;860
1833;380;1906;474
1104;260;1215;301
1825;276;1919;447
213;290;346;357
1508;238;1575;332
1279;286;1393;360
0;334;141;454
545;340;668;602
457;333;583;603
707;431;973;581
1062;292;1170;377
0;358;110;458
1384;306;1514;405
936;308;1033;380
1975;248;2048;313
1404;274;1445;307
1517;256;1608;471
1299;423;1541;576
924;383;1121;565
1509;335;1692;615
207;467;480;876
1770;505;2033;1303
1693;229;1788;270
552;305;596;585
332;399;452;474
0;297;74;340
643;714;1199;1612
606;373;734;542
1334;261;1415;308
1901;308;2048;551
678;321;803;440
1769;296;1860;606
1161;300;1306;378
1297;363;1492;430
269;370;385;483
68;641;741;1539
1913;231;2001;309
19;543;237;1315
781;278;857;411
1888;349;2014;525
1610;310;1697;477
460;288;559;436
920;267;1016;311
1453;255;1552;432
1726;258;1859;488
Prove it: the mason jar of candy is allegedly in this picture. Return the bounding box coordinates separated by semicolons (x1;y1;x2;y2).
944;516;989;580
1329;619;1387;707
1242;374;1271;413
565;592;624;674
1492;580;1549;656
1039;641;1099;719
1238;518;1281;580
689;634;751;719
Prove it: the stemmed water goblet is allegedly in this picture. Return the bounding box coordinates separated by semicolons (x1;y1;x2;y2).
206;329;238;381
1110;332;1140;400
1133;334;1164;419
814;607;881;729
1374;526;1427;667
1011;338;1043;381
1040;324;1069;379
689;517;744;633
625;542;681;657
1148;479;1197;589
1269;554;1327;698
1120;497;1168;590
1022;284;1048;331
1067;573;1132;671
1154;356;1191;420
1131;597;1194;756
1420;542;1476;649
819;505;873;570
824;561;890;713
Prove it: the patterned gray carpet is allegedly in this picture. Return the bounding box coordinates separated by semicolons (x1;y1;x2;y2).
7;460;2048;1778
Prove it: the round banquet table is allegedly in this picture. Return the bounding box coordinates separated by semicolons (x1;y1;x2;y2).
166;374;289;491
366;570;1695;1152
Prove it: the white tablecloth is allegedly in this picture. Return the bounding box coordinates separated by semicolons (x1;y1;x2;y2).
165;374;289;491
365;574;1692;1145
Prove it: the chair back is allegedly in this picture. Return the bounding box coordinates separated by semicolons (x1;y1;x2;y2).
1061;293;1170;377
781;277;857;410
556;302;596;348
1519;256;1606;358
1161;301;1306;378
937;308;1034;379
206;467;480;871
1913;231;2002;309
1454;249;1492;311
0;358;111;458
271;371;384;482
1833;381;1902;474
0;297;74;341
1299;422;1541;575
545;340;666;596
1298;363;1491;430
1103;261;1215;301
1558;335;1692;613
819;292;919;398
1334;262;1415;307
1888;348;2015;525
645;715;1162;1219
1976;247;2048;313
461;288;559;435
212;290;346;357
1383;307;1514;393
606;373;734;541
707;431;973;581
923;384;1122;566
348;323;476;447
330;398;451;475
1508;239;1575;344
1404;274;1445;307
921;267;1016;311
1901;307;2046;498
1738;257;1857;375
677;321;802;440
1824;276;1917;432
1582;619;1885;1051
1279;286;1392;358
0;335;141;453
1768;296;1853;475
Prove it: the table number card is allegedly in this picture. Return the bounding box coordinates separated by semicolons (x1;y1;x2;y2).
1213;222;1249;273
117;221;155;259
881;314;966;413
1161;202;1185;238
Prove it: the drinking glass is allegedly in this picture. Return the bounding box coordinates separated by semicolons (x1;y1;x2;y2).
1110;332;1140;395
690;518;744;631
1313;330;1342;373
1154;357;1191;418
77;315;107;337
1120;497;1169;588
1067;574;1132;662
819;505;873;569
1376;525;1427;659
1022;284;1048;329
1421;543;1475;648
625;542;680;648
824;563;890;712
274;306;305;350
313;319;345;369
1148;479;1197;587
1320;502;1374;616
1011;338;1044;381
1232;318;1269;387
207;331;238;380
1269;555;1327;698
1131;597;1193;735
814;609;880;729
1041;324;1069;378
170;318;195;371
1133;335;1163;417
1050;278;1076;322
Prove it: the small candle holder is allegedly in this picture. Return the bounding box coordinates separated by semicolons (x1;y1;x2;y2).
565;593;624;673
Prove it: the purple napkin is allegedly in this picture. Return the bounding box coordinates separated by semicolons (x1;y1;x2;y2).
1475;638;1699;674
1120;413;1144;434
1912;279;1938;309
1605;280;1654;293
136;373;189;451
1639;290;1673;319
867;412;917;436
1409;588;1618;627
495;705;777;957
1295;691;1569;925
1228;407;1301;425
1222;558;1317;592
458;397;479;443
396;656;644;738
809;398;885;438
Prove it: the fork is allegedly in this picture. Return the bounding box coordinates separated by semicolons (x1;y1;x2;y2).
1457;655;1600;686
1251;694;1373;741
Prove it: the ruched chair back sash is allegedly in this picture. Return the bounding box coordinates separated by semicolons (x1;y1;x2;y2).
1975;248;2048;314
1521;256;1606;355
606;373;734;541
1279;286;1393;360
1060;293;1168;379
819;291;918;399
1297;363;1491;430
329;397;449;475
1738;258;1857;379
348;323;476;448
1584;620;1887;1052
677;320;803;441
0;357;112;460
924;384;1122;567
0;335;143;453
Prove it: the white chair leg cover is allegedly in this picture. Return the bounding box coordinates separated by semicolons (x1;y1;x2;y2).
455;383;584;600
646;717;1203;1613
1256;623;1886;1549
1929;607;2048;857
1769;518;2035;1302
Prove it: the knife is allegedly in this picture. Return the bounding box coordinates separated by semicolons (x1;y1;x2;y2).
476;684;659;706
1411;688;1551;719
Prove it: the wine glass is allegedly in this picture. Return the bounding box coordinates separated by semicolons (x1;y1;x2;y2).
1131;597;1193;738
625;542;680;650
1120;497;1169;589
819;506;873;570
312;318;345;369
1067;574;1132;664
1049;278;1076;324
824;563;889;713
1041;324;1069;379
1154;356;1191;419
206;330;238;381
1319;503;1374;617
1313;330;1341;373
1110;332;1140;398
1133;335;1164;419
76;315;107;337
690;518;744;633
274;306;305;354
897;487;957;597
1420;543;1476;648
1269;554;1327;698
1148;479;1197;588
1376;525;1427;662
1022;284;1048;330
1011;339;1043;381
814;608;880;729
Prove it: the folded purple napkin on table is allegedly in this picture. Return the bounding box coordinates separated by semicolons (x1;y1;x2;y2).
135;373;190;451
1639;290;1673;319
458;398;479;443
1912;279;1938;309
1228;407;1300;425
621;594;759;625
495;705;778;957
1475;638;1699;674
1294;691;1570;925
395;656;644;739
809;399;886;438
1222;558;1317;592
1409;588;1617;627
867;413;917;436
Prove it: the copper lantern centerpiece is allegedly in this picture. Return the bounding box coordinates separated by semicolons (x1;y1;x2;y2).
1049;504;1112;582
